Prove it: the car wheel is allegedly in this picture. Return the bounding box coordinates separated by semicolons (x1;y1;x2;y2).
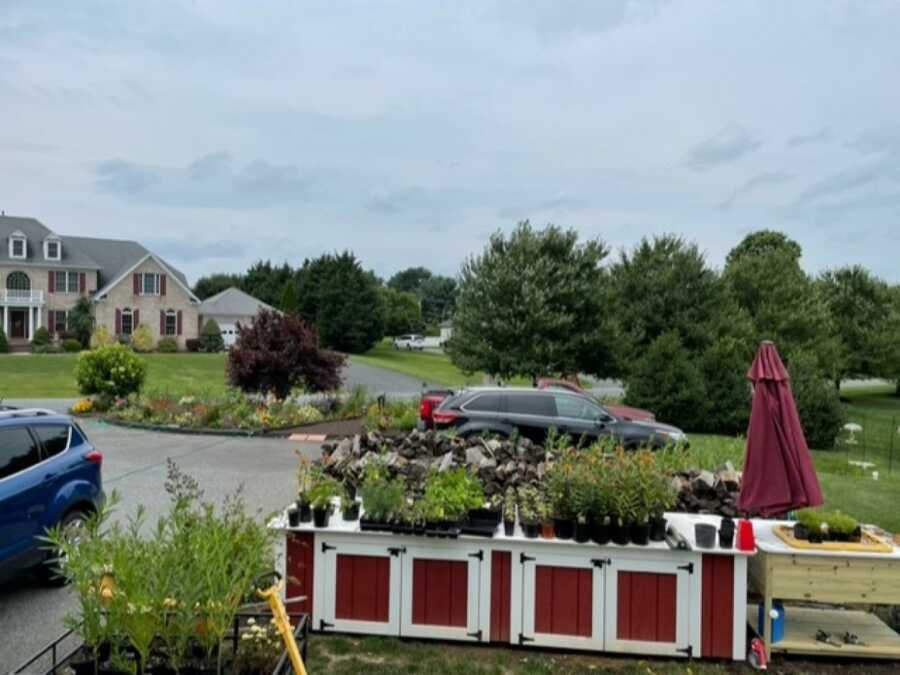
38;509;89;586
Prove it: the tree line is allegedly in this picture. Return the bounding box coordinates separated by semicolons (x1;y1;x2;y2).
193;256;457;354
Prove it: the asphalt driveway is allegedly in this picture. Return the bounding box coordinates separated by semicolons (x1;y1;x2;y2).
0;419;321;671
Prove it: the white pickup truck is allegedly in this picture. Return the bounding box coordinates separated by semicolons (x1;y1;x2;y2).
392;334;426;350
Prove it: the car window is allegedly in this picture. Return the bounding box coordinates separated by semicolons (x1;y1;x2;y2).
463;393;501;412
0;427;42;479
32;424;71;458
506;392;556;417
554;394;603;421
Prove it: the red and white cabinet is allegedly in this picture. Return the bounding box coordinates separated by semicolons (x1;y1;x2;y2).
288;529;745;661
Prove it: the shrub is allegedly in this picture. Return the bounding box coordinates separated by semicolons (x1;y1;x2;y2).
75;344;147;398
200;319;225;353
228;310;345;399
90;325;115;349
158;337;178;353
31;326;51;348
32;343;62;354
698;336;752;435
62;338;82;353
129;324;154;353
185;338;201;352
68;297;94;348
0;327;8;353
70;398;94;415
625;331;709;431
788;351;845;449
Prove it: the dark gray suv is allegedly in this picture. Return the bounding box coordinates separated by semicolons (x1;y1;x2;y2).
431;387;686;448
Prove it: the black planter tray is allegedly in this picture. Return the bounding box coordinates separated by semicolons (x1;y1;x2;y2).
459;520;498;538
13;612;309;675
359;518;398;533
467;508;502;526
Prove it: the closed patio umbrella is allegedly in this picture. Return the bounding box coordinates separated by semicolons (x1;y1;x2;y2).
738;341;823;517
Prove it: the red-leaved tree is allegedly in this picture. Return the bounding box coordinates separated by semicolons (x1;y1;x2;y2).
227;310;345;398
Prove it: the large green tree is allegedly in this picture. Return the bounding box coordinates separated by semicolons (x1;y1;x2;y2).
243;261;294;307
419;275;457;324
448;221;618;381
381;287;423;337
193;273;243;300
280;280;299;314
387;267;432;294
296;252;384;353
724;230;839;378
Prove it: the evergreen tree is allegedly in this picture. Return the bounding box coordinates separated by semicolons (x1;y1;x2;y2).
280;281;299;314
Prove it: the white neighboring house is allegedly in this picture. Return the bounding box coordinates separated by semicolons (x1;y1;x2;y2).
198;287;276;347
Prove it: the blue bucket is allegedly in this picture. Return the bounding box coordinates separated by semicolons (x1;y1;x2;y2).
757;602;785;643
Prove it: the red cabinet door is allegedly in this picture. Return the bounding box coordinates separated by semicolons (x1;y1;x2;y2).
320;541;401;635
400;544;484;641
604;557;694;657
520;552;605;650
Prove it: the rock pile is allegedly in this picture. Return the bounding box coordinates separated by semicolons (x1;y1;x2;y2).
320;429;548;496
670;462;743;517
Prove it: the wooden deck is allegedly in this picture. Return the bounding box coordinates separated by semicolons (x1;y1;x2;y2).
748;605;900;660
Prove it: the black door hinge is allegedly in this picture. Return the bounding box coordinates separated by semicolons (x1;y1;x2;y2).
518;633;534;645
591;558;611;568
520;553;535;564
678;562;694;574
467;629;483;641
388;546;406;556
677;645;693;658
469;550;484;561
321;542;336;553
319;619;334;631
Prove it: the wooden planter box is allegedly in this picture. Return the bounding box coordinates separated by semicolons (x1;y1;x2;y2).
12;612;309;675
278;511;751;661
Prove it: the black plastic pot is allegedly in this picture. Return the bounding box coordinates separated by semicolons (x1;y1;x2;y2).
591;517;611;545
649;516;667;542
287;508;301;527
342;503;360;521
630;521;650;546
808;530;824;544
611;519;630;546
503;520;516;537
574;520;591;543
297;502;312;523
312;507;331;528
521;521;540;539
793;522;809;540
719;517;735;548
695;523;716;549
553;517;575;540
468;507;502;525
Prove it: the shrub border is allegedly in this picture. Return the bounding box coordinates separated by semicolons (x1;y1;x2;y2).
97;414;365;438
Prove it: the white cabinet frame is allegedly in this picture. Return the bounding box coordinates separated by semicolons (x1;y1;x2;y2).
520;551;605;651
400;544;486;641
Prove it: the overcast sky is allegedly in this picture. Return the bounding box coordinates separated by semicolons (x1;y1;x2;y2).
2;1;899;284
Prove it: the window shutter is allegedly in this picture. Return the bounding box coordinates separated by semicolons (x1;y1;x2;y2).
48;310;55;334
160;310;165;335
79;272;86;294
161;274;167;296
48;271;55;293
177;310;183;336
133;273;140;295
115;308;122;334
134;309;140;328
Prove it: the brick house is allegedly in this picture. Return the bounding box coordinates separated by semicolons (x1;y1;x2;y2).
0;215;200;350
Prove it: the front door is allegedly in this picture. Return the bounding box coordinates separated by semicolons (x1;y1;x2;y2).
9;309;27;339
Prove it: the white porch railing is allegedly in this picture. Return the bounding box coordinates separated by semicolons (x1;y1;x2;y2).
0;289;44;305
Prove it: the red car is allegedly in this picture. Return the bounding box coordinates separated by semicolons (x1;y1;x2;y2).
535;378;656;423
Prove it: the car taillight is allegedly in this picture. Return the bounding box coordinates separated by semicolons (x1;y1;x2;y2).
84;450;103;465
419;398;434;422
432;409;460;425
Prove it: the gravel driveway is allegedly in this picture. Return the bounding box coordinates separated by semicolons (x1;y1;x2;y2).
0;419;321;670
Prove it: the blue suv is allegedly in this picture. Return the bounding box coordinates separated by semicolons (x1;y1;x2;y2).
0;409;104;584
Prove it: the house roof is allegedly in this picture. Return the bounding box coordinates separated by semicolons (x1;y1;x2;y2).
199;287;275;318
0;215;190;291
0;215;100;269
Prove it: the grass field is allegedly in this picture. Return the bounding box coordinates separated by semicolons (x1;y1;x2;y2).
0;353;230;399
354;340;489;387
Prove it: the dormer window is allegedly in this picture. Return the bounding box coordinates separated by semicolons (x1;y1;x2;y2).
44;237;61;261
9;232;26;259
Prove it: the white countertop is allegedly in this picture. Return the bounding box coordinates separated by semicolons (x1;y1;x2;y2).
271;504;755;557
752;519;900;559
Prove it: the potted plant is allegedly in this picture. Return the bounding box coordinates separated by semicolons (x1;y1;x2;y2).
539;498;555;540
420;469;484;537
341;487;360;521
609;453;633;545
287;505;301;527
502;487;517;537
589;458;612;544
517;486;541;539
296;458;316;522
649;467;676;542
546;450;576;540
309;476;340;528
571;471;592;544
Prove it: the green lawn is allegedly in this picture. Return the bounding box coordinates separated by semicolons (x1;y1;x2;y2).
0;353;229;399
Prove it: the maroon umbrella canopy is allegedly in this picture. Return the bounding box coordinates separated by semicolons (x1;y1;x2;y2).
738;341;823;517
